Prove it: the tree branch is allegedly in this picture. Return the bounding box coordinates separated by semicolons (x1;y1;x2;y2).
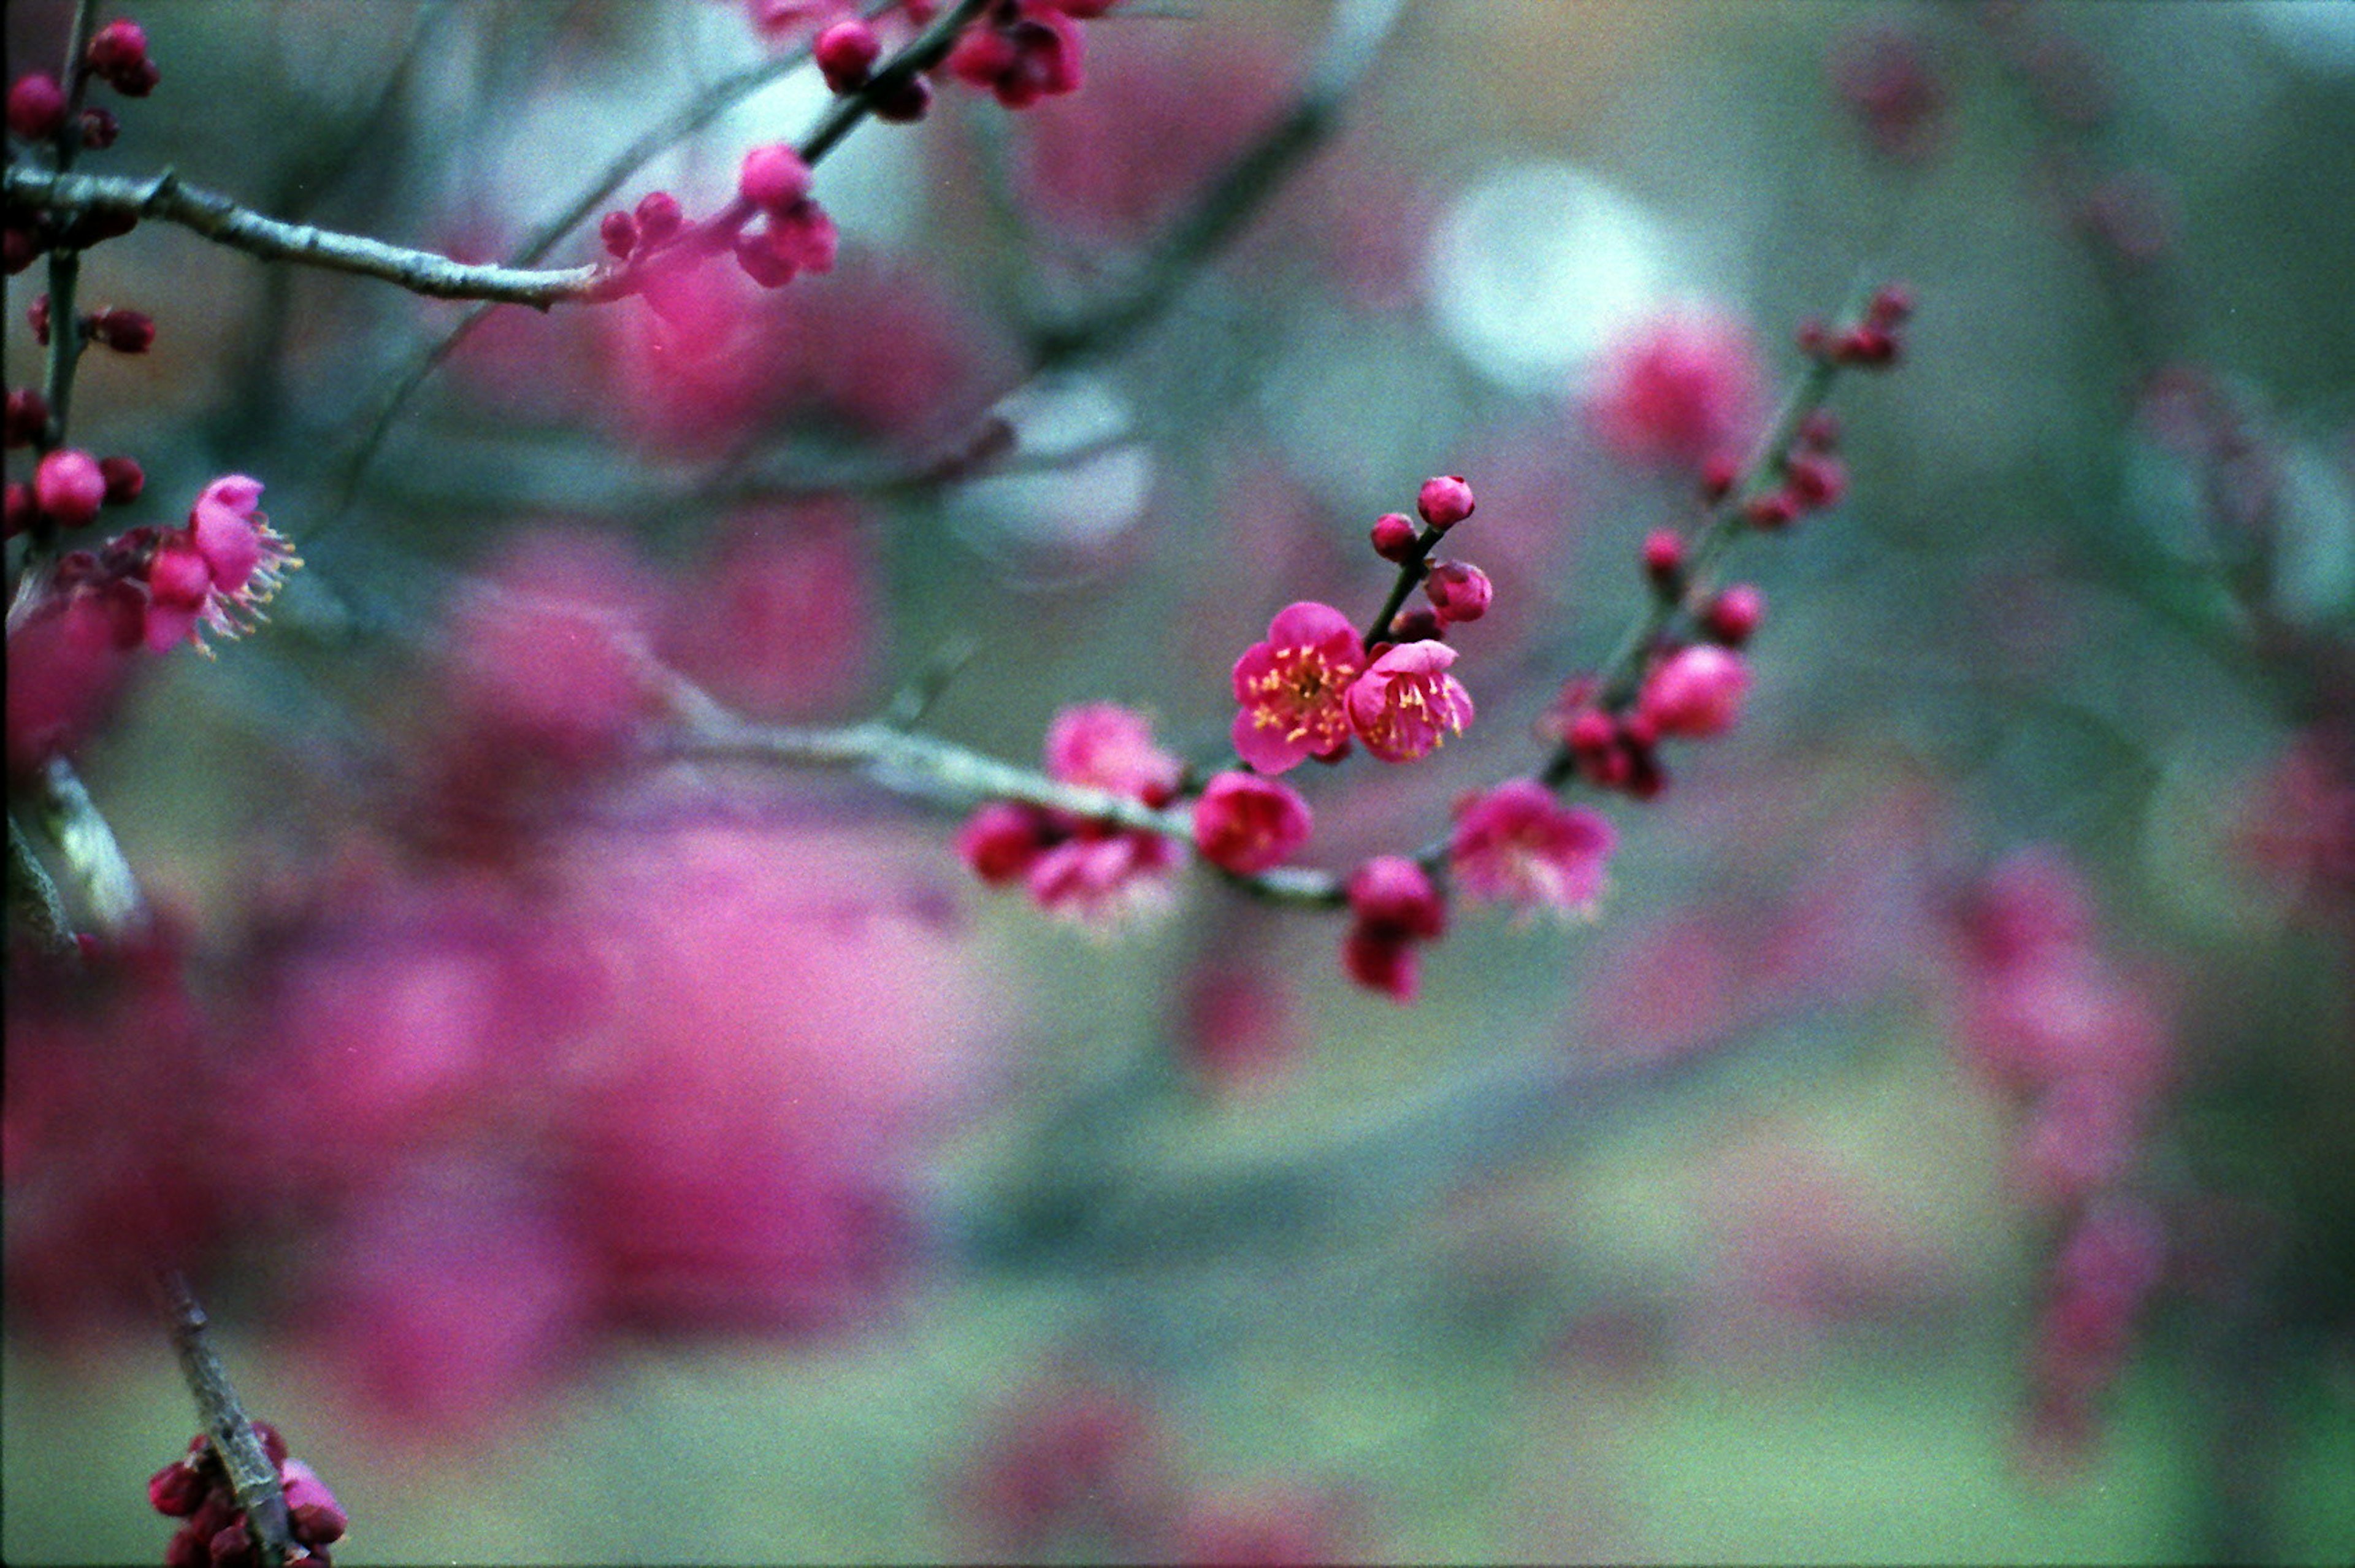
162;1274;293;1568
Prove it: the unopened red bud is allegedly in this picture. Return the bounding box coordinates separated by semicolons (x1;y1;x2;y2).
2;483;33;538
207;1522;256;1568
1867;282;1915;327
1783;451;1846;510
871;72;933;123
1797;408;1840;451
36;448;107;527
88;21;154;85
251;1423;290;1467
1424;560;1493;624
738;143;813;213
28;293;52;345
634;189;683;244
1369;511;1417;562
1742;489;1800;530
732;229;795;289
90;308;155;353
1416;473;1475;530
599;210;638;259
1834;324;1899;366
1702;583;1764;646
816;19;883;92
148;1461;209;1518
1641;527;1685;586
3;387;48;446
1566;708;1615;756
77;105;120;148
1388;605;1445;642
8;72;68;140
1618;710;1660;751
99;454;144;503
1700;451;1740;502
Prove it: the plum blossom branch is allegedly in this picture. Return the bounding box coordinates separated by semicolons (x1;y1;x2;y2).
6;815;77;957
1025;0;1408;368
162;1273;294;1568
1;1;990;314
35;756;145;935
3;164;627;307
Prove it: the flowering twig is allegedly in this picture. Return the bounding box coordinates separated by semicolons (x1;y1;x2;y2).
1025;0;1407;368
161;1273;294;1568
4;165;634;306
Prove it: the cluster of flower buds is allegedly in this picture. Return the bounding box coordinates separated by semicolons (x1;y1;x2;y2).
1798;283;1913;370
4;15;158;270
1736;407;1848;532
148;1423;346;1568
4;442;144;534
945;1;1117;111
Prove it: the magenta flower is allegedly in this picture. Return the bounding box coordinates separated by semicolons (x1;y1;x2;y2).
1587;310;1765;472
1449;779;1615;917
1344;640;1474;762
1637;643;1748;738
1231;601;1366;774
1341;855;1447;1003
1192;771;1313;874
1047;702;1184;803
141;475;300;652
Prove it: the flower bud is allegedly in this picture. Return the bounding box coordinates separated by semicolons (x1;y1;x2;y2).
871;72;933;123
1638;643;1749;738
3;481;35;538
738;143;812;214
78;105;120;149
1641;527;1685;586
1415;473;1474;530
599;210;638;259
1701;583;1763;646
634;189;683;245
1387;605;1444;643
35;448;107;528
1423;560;1493;624
88;21;156;93
1369;511;1417;562
815;19;883;93
89;308;155;353
3;387;48;447
99;454;145;503
7;72;67;140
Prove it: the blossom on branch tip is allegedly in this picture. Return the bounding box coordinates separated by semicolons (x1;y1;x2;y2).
1345;640;1474;762
1449;779;1615;918
1416;474;1475;530
1231;601;1365;774
1192;772;1312;874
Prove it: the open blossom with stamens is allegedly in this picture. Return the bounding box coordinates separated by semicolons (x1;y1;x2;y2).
1449;780;1615;917
1345;640;1474;762
1231;602;1365;774
141;475;300;653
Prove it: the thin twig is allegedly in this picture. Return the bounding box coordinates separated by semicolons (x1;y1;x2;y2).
162;1274;293;1568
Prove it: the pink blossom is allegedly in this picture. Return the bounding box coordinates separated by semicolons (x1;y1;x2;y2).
140;475;301;652
963;1379;1179;1556
1342;855;1446;1003
1192;771;1312;874
1637;644;1748;738
1449;780;1615;917
738;143;812;213
947;3;1087;110
1025;827;1180;924
1231;601;1365;774
1344;640;1473;762
958;801;1054;884
1587;310;1765;472
1047;702;1184;803
1416;473;1475;530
